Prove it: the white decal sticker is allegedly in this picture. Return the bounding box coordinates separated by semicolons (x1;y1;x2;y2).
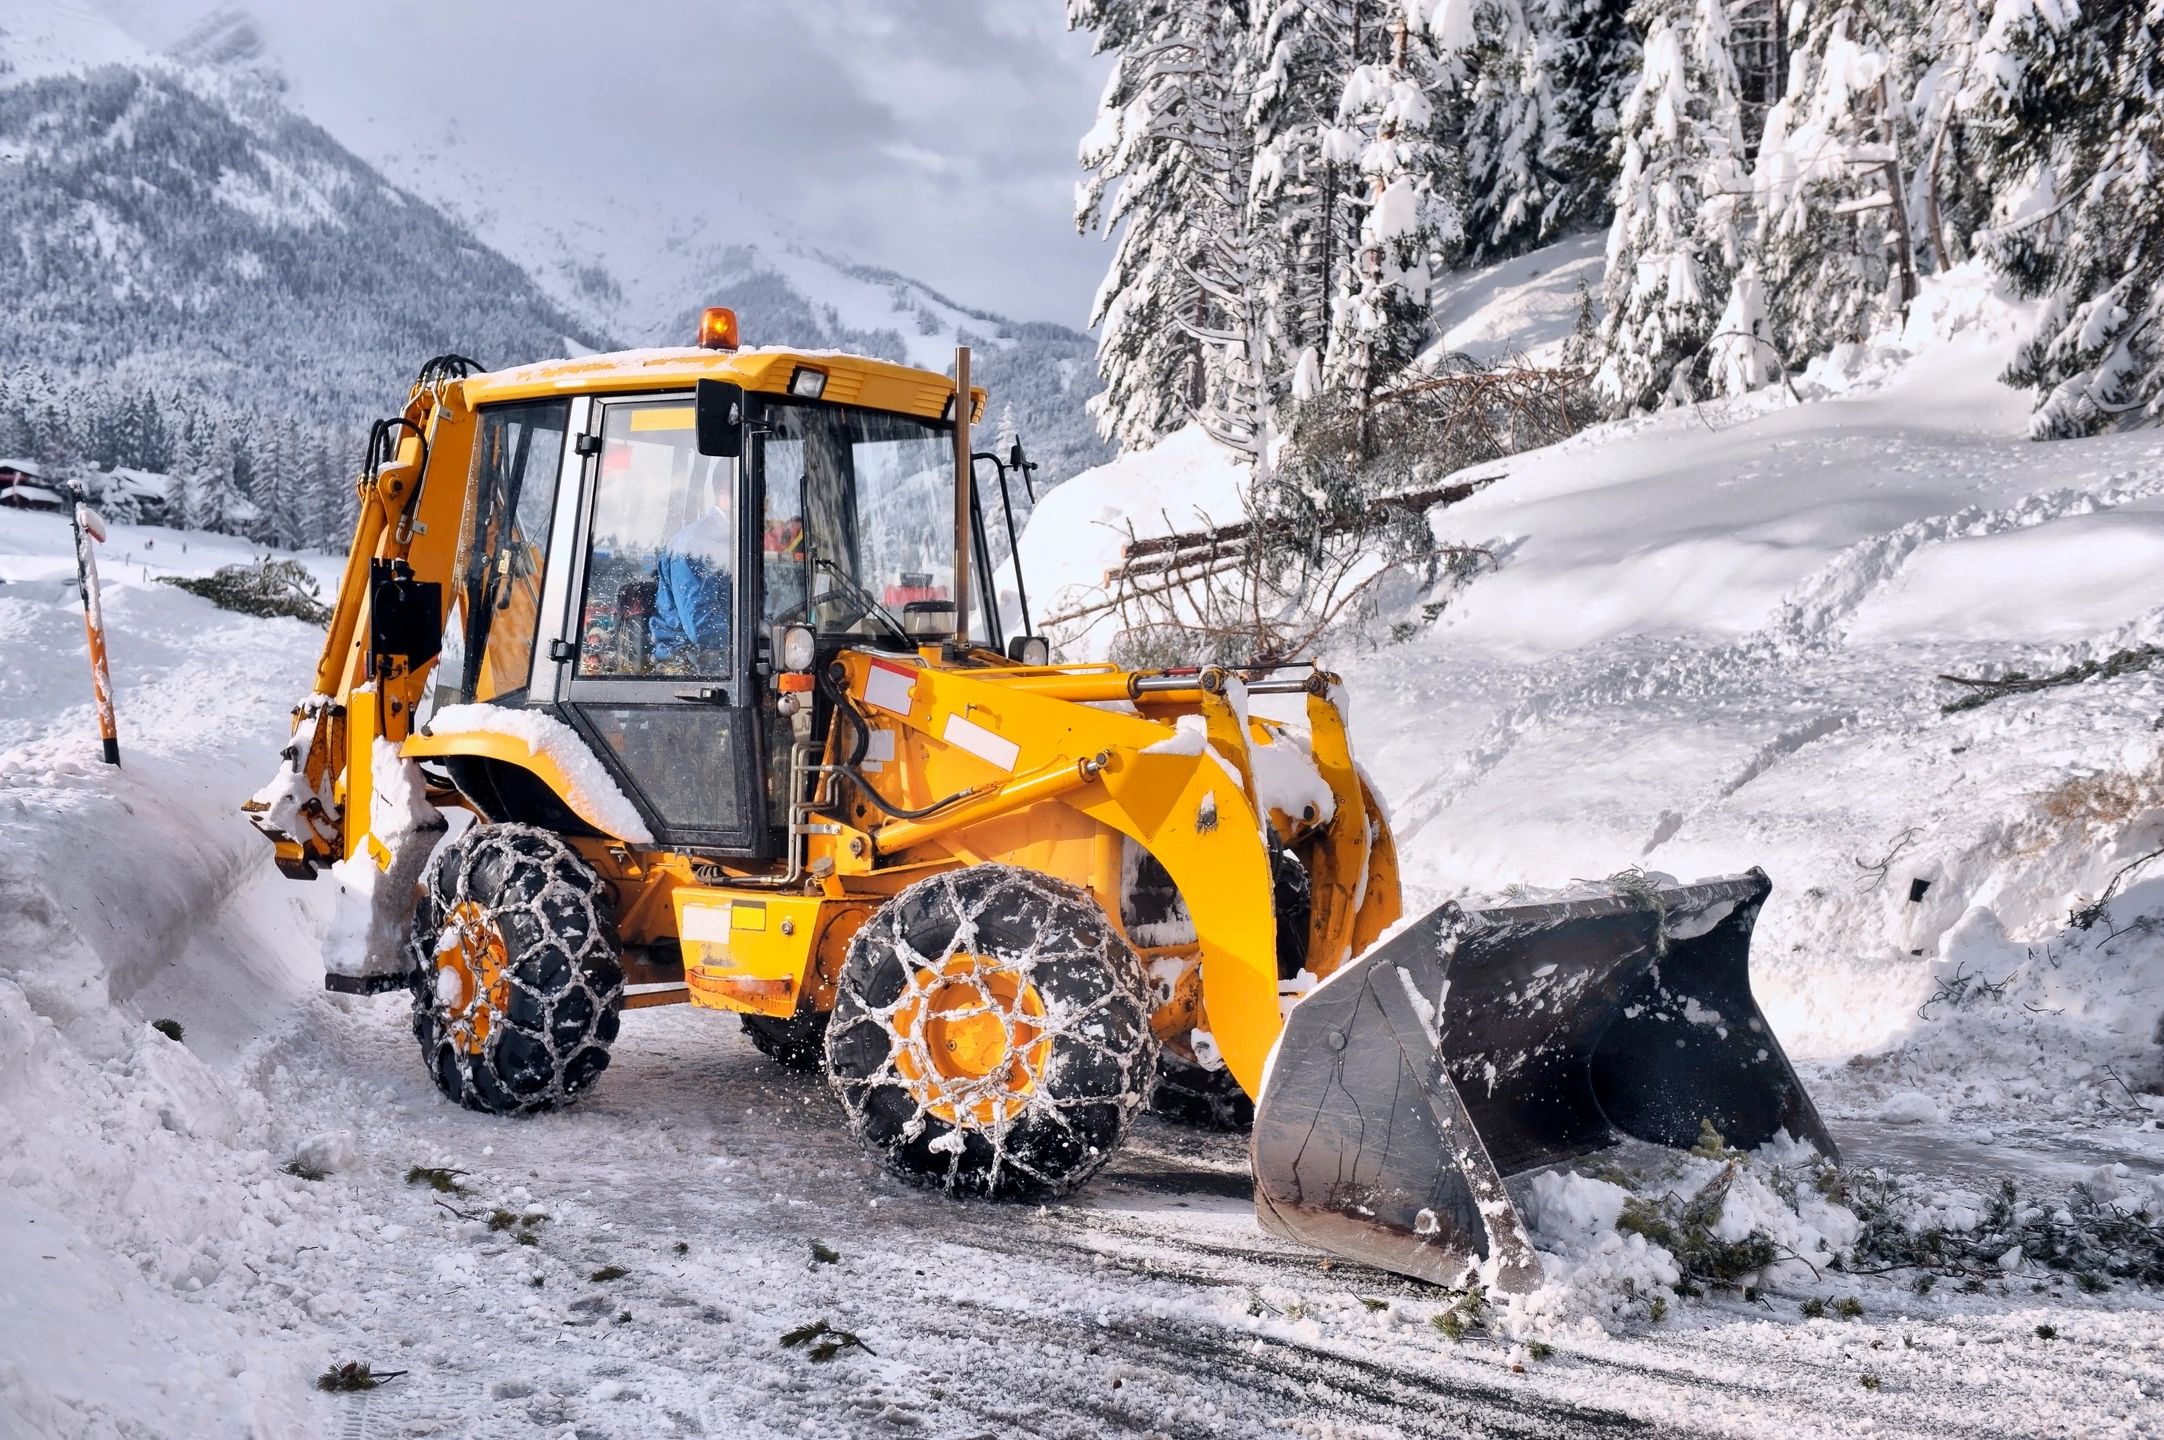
941;712;1020;772
862;660;916;715
861;727;896;772
679;904;732;944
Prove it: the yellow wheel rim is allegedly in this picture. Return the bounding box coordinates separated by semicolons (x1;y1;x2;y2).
436;900;510;1055
891;953;1052;1129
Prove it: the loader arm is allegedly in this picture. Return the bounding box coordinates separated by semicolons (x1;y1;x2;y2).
821;653;1394;1095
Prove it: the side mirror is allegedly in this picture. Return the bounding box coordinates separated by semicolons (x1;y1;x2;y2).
695;378;745;459
1008;440;1027;471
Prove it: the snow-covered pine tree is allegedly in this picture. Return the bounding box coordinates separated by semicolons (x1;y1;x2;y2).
167;466;202;535
1535;0;1641;236
1594;0;1755;412
1323;6;1461;396
1249;0;1362;390
191;424;247;536
1992;0;2164;436
1459;0;1554;260
1446;0;1644;261
1753;2;1918;366
94;468;143;525
1074;0;1268;458
298;431;348;550
1900;0;1993;273
255;417;298;547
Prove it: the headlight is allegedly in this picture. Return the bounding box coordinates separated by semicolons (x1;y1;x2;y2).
781;624;816;672
1008;635;1050;667
788;366;827;399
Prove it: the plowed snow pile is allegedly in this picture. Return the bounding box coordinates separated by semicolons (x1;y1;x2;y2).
1;256;2161;1438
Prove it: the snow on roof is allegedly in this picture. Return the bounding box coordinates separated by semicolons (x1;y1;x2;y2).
1;484;65;506
102;468;172;498
0;458;43;477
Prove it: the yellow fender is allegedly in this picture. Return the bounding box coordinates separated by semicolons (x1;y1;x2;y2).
400;727;649;842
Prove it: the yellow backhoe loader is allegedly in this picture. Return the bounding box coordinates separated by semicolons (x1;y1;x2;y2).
247;314;1833;1289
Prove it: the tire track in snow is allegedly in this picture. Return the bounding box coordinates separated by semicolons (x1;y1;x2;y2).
1395;466;2164;845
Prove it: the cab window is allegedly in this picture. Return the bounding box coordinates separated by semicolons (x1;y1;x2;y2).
460;400;568;703
575;400;738;678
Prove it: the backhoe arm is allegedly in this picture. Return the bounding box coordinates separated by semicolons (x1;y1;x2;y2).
245;379;477;877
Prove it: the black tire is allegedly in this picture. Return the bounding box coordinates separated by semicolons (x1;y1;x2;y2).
741;1009;829;1071
1150;1052;1255;1130
408;824;623;1115
826;864;1158;1199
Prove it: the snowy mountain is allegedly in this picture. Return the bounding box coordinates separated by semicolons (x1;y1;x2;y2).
156;4;1113;484
0;1;1111;486
0;1;600;421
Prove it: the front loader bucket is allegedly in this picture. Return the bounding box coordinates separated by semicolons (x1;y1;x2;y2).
1251;869;1834;1291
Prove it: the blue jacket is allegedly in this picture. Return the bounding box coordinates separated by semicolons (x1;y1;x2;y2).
650;508;733;665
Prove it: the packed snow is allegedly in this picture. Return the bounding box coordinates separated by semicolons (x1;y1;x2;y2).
2;251;2163;1438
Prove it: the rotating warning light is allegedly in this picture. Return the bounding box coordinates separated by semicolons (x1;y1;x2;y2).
695;306;740;351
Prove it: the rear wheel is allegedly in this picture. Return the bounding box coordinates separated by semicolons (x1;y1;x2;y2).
826;864;1158;1198
408;824;623;1115
1150;1053;1254;1130
741;1009;829;1071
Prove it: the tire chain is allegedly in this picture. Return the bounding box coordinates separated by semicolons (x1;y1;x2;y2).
830;865;1158;1197
407;824;623;1115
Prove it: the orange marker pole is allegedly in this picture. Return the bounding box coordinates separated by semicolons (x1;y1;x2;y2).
71;501;121;766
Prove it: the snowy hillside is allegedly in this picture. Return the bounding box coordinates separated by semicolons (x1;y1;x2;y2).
147;5;1114;486
0;1;597;421
1028;258;2164;1065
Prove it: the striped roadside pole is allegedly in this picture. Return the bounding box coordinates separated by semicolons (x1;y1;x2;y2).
69;498;121;766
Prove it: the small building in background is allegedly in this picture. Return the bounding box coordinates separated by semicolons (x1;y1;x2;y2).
0;459;66;513
101;467;173;526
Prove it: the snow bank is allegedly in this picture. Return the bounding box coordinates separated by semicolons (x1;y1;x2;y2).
1019;426;1250;656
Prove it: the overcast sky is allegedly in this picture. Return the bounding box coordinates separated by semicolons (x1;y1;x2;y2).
100;1;1115;327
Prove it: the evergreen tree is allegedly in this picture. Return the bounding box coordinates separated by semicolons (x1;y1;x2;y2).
1323;7;1461;396
191;424;247;535
1461;0;1551;259
1991;0;2164;436
1594;0;1754;412
1893;0;1991;273
1754;2;1917;364
1074;0;1269;459
1440;0;1642;261
305;428;354;547
1249;0;1362;390
1535;0;1640;237
95;470;143;525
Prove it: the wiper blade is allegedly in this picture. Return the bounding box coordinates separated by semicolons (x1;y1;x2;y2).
813;556;911;642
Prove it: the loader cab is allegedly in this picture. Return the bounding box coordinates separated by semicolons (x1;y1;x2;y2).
444;363;1008;859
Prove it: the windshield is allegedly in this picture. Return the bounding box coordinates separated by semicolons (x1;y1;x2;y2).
760;399;992;644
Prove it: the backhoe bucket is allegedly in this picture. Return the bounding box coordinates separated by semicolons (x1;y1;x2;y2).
1251;869;1833;1291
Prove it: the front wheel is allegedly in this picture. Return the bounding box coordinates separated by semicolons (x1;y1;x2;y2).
825;865;1158;1198
408;824;623;1115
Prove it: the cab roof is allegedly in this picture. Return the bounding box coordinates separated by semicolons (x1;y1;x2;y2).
460;345;986;424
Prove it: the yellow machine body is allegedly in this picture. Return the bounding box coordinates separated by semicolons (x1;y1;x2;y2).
251;341;1401;1100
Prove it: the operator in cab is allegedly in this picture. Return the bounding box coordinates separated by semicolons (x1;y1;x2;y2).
649;488;735;672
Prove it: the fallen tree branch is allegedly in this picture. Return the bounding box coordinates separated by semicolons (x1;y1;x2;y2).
1117;474;1500;564
1938;644;2164;713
